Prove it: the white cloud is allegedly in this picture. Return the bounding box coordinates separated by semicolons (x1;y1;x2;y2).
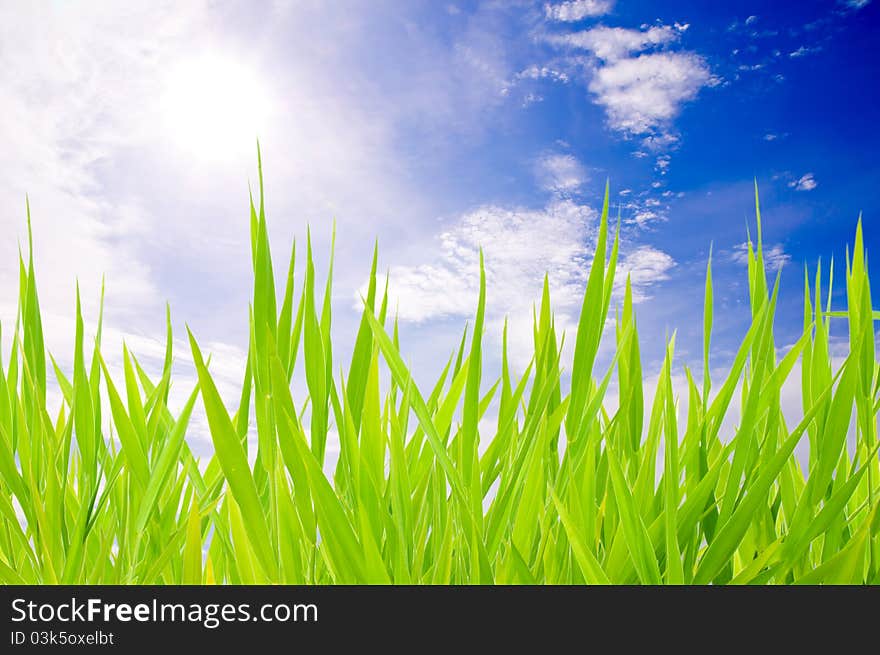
765;245;791;270
544;0;614;22
517;64;570;83
619;247;675;300
0;2;202;341
588;52;712;136
745;15;758;26
550;25;679;61
378;200;596;323
623;193;669;227
364;199;675;366
789;173;818;191
367;198;674;365
789;45;821;58
1;1;527;413
843;0;871;9
535;153;587;193
731;242;791;271
631;209;660;227
642;133;680;151
548;24;713;142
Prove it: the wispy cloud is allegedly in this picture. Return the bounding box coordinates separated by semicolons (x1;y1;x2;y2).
369;194;674;363
379;199;597;323
789;173;818;191
535;153;587;194
789;45;822;58
516;65;570;83
588;52;713;137
544;0;614;22
629;209;661;227
0;2;200;327
620;247;675;298
1;1;537;405
621;192;672;228
548;23;714;146
655;155;671;174
731;242;791;271
550;25;680;61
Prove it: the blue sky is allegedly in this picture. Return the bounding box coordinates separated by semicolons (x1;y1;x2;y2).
1;0;878;452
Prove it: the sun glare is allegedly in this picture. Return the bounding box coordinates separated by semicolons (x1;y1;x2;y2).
160;54;271;161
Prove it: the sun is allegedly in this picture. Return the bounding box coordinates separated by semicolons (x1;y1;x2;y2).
160;54;272;161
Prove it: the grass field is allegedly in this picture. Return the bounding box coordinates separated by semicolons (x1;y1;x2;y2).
1;156;878;585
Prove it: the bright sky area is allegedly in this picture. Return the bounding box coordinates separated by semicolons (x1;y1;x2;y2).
1;0;878;455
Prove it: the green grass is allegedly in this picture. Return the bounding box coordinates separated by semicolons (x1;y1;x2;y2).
1;153;879;584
